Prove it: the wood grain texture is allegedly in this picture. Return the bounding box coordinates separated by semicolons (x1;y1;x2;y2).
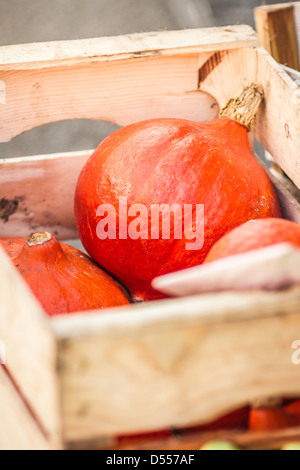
199;46;300;189
255;3;299;70
0;54;218;143
0;25;258;70
0;366;50;450
0;246;61;447
52;288;300;444
0;150;91;238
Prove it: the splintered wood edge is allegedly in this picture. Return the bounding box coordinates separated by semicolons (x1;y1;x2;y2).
0;25;259;69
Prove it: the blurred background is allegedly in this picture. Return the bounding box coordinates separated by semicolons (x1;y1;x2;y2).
0;0;292;158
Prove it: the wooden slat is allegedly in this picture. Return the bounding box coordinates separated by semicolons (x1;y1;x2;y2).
0;26;258;70
52;288;300;444
0;366;50;450
0;150;91;239
152;244;300;297
255;3;299;70
199;46;300;189
0;246;61;448
0;54;218;143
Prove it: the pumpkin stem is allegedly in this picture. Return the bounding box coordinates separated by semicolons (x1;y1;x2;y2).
27;232;52;247
220;83;264;131
17;232;69;266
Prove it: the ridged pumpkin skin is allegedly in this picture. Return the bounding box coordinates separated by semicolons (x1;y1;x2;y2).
75;117;281;300
204;218;300;263
0;233;130;316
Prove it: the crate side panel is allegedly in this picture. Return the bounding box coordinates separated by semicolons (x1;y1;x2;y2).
0;54;218;142
0;366;51;450
0;246;61;446
53;288;300;444
255;3;299;70
0;151;91;239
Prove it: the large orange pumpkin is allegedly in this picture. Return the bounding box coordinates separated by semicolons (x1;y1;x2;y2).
1;232;130;316
75;117;281;300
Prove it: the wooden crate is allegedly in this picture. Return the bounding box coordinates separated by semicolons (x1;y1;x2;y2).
255;2;300;70
1;25;300;450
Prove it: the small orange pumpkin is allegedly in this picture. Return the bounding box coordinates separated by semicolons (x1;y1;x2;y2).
1;232;130;316
204;218;300;263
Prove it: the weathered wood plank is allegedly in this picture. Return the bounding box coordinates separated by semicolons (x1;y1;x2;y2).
255;3;299;70
0;150;91;238
0;54;218;142
0;366;51;450
52;288;300;443
0;246;61;447
0;26;258;70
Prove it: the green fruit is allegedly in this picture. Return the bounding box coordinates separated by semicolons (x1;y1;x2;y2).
200;441;240;451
